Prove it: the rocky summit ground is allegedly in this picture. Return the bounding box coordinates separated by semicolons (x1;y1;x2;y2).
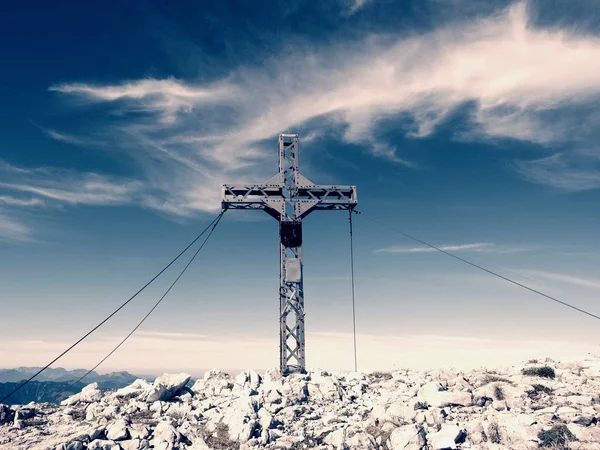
2;357;600;450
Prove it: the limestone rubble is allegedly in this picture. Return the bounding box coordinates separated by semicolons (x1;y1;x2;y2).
2;357;600;449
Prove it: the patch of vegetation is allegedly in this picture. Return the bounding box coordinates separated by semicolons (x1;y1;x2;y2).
528;384;553;400
487;420;502;444
493;385;505;401
201;422;238;450
413;401;428;411
365;423;392;450
481;374;513;386
128;408;156;423
522;366;556;379
368;372;393;382
537;424;576;449
68;408;87;421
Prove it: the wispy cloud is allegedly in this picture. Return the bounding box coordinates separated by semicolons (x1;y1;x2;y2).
526;270;600;289
375;242;494;253
0;213;31;243
50;78;236;124
133;331;208;340
31;0;600;223
0;196;44;207
0;160;146;223
0;162;142;206
513;152;600;191
348;0;371;14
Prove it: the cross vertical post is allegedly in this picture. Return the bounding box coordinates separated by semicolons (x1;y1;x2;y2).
222;133;357;374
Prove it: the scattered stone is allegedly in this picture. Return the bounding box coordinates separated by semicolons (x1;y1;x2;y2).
2;358;600;450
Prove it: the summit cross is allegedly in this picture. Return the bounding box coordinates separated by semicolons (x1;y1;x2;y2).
222;134;358;374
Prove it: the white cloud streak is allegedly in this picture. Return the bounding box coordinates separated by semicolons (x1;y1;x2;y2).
0;162;142;206
526;270;600;289
0;196;44;207
513;152;600;191
375;243;493;253
348;0;371;14
0;213;31;242
50;78;236;124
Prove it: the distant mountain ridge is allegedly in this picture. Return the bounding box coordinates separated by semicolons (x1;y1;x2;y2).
0;367;136;384
0;367;138;405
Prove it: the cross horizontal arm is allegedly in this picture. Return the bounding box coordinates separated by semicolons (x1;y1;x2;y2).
295;185;357;219
221;183;282;219
221;179;357;220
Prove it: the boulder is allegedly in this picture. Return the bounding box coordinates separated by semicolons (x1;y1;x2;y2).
307;373;341;402
150;420;179;448
65;442;85;450
114;379;153;399
0;405;15;425
427;424;466;450
106;419;129;441
145;373;191;402
119;440;143;450
87;440;120;450
389;426;425;450
61;382;102;406
346;431;377;449
417;382;472;408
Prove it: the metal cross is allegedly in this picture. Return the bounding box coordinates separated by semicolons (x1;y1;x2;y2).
222;134;358;374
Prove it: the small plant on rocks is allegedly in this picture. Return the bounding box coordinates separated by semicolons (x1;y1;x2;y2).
365;423;392;450
481;374;513;386
493;385;505;401
128;408;156;424
528;384;553;400
368;372;393;382
537;424;576;449
487;420;502;444
522;366;556;379
201;422;237;450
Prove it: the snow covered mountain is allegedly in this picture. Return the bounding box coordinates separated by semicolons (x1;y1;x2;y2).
1;358;600;449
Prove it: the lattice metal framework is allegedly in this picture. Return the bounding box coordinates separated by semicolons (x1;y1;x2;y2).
222;134;357;374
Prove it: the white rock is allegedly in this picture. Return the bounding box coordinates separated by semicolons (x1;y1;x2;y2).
87;440;120;450
106;419;129;441
307;373;340;402
323;428;346;448
114;379;153;399
492;400;507;411
145;373;191;402
427;424;465;450
61;382;102;406
150;420;179;447
567;395;593;406
129;423;150;440
347;431;376;449
258;408;274;430
120;439;142;450
418;382;472;408
387;403;417;423
389;426;417;450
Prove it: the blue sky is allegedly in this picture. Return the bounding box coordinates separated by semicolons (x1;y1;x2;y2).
2;0;600;375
